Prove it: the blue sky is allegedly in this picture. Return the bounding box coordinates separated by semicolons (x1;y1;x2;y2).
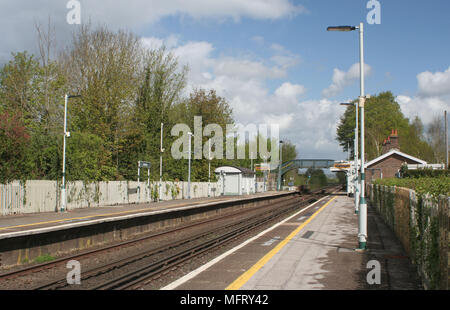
1;0;449;160
143;0;450;100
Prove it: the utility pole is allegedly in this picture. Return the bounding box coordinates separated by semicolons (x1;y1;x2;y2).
61;94;69;212
159;123;164;202
277;141;284;191
187;132;193;199
208;139;211;197
60;94;80;212
263;156;267;192
445;110;448;169
358;21;368;250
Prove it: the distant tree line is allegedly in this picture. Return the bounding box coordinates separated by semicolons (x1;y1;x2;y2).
0;22;296;183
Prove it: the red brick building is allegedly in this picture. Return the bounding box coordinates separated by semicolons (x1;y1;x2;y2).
365;130;427;181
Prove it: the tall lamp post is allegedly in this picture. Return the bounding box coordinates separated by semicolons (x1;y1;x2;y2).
340;102;359;213
208;139;211;197
159;123;164;202
445;110;448;169
187;132;193;199
328;22;367;250
61;94;81;212
277;140;284;191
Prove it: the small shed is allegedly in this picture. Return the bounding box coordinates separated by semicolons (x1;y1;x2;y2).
214;166;256;196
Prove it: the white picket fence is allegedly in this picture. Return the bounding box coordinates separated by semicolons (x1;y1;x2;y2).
0;180;267;216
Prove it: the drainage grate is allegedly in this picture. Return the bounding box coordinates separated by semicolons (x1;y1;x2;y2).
301;230;314;239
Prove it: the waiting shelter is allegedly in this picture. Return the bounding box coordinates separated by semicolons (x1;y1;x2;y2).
214;166;256;196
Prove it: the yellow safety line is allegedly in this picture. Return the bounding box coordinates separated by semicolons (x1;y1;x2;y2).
0;198;227;232
225;196;337;290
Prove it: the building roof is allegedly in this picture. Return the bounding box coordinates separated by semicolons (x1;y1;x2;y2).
365;149;427;167
214;166;256;176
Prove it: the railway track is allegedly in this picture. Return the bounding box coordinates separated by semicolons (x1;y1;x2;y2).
0;187;337;290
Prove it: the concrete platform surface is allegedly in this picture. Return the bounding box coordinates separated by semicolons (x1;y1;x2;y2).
164;193;422;290
0;191;280;238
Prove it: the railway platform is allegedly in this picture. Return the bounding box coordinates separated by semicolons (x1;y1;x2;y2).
163;193;422;290
0;192;278;237
0;190;291;269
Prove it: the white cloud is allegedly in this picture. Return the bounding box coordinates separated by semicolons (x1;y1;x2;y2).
417;66;450;97
140;36;345;157
396;95;449;125
139;35;350;159
213;58;286;80
0;0;308;64
397;67;450;125
262;113;295;131
284;99;344;159
322;63;372;98
275;82;306;100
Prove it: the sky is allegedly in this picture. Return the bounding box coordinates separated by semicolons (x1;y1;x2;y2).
0;0;449;161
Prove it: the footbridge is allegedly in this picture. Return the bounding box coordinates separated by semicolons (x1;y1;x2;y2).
272;159;336;190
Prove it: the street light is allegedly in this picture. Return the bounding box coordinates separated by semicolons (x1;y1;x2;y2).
187;132;193;199
277;140;284;191
327;26;357;32
61;94;81;212
159;123;164;201
208;139;211;197
328;22;367;250
340;102;360;213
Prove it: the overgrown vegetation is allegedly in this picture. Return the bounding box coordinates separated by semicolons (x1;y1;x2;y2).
336;91;442;163
34;254;56;263
373;176;450;199
369;183;447;289
0;22;291;184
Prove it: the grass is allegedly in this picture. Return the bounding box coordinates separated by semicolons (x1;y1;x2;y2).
34;254;56;263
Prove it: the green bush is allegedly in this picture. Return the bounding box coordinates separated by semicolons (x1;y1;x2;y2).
400;166;449;178
374;176;450;199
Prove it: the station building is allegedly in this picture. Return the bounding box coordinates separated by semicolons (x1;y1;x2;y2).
365;130;427;181
214;166;256;196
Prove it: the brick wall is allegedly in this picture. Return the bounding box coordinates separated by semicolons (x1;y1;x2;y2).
366;153;424;181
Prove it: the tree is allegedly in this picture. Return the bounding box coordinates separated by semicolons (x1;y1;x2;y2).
120;46;188;181
0;52;41;125
59;24;143;180
279;141;298;185
426;114;447;163
0;112;30;182
305;168;327;189
0;48;65;181
169;88;233;181
336;91;434;162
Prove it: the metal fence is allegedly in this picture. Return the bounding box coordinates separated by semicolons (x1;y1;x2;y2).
0;181;25;215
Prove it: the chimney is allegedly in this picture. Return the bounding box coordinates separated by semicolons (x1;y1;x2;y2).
382;129;400;154
390;129;399;151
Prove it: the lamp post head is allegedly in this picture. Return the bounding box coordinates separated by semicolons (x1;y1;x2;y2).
327;26;357;32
